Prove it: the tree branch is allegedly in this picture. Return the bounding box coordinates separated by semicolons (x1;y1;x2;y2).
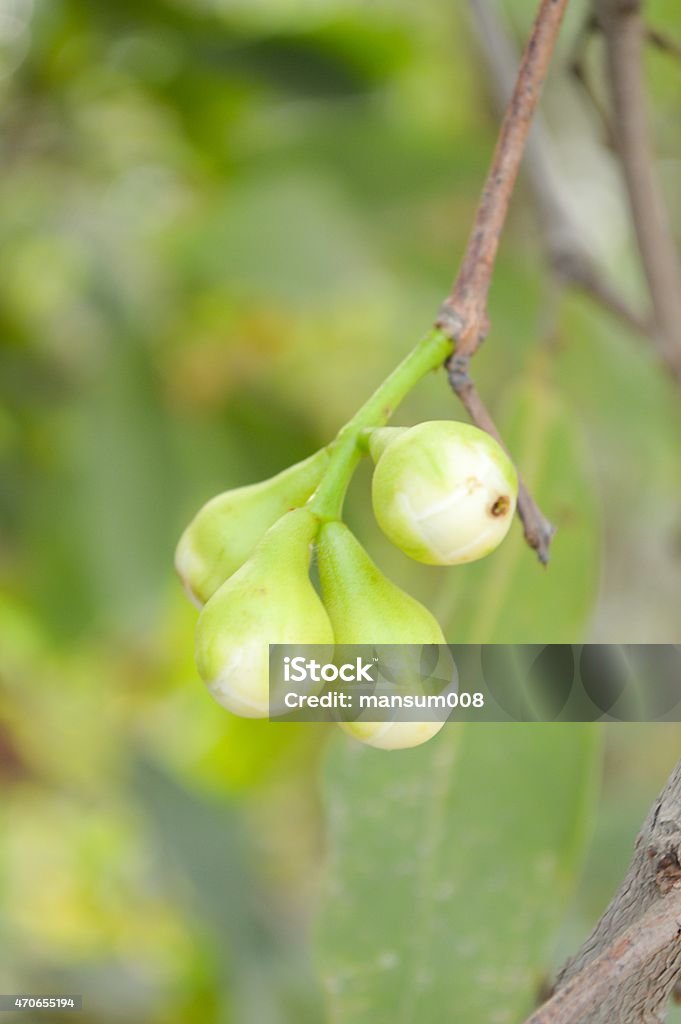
595;0;681;383
525;759;681;1024
447;355;555;562
436;0;568;565
646;26;681;63
467;0;651;340
438;0;569;355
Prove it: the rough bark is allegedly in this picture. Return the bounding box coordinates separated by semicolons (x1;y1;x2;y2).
525;759;681;1023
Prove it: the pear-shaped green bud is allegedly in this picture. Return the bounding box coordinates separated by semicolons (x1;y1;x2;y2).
371;421;518;566
366;426;408;463
317;521;447;750
317;522;447;645
196;507;334;718
176;448;329;607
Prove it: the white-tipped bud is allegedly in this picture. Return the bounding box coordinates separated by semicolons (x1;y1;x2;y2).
317;522;449;751
339;719;445;751
195;508;334;718
371;421;518;565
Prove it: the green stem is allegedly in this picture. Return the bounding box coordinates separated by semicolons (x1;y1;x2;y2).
310;328;453;521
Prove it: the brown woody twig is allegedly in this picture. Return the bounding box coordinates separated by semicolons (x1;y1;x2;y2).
595;0;681;384
438;0;569;355
447;354;555;561
468;0;651;340
436;0;569;564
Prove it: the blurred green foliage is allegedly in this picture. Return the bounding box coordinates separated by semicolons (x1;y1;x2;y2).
320;724;599;1023
1;0;681;1021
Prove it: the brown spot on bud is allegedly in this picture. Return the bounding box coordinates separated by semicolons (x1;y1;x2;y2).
490;495;511;518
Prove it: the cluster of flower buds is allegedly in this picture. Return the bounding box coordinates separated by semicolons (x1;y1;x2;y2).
176;421;518;750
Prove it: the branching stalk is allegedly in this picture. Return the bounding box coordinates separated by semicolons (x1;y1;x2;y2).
310;329;452;521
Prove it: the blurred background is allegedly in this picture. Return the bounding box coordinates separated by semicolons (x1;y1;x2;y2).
1;0;680;1020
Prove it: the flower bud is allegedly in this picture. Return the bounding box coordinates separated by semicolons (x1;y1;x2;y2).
371;421;518;565
366;426;407;462
317;521;447;750
317;522;447;645
175;448;329;607
337;719;446;751
195;507;334;718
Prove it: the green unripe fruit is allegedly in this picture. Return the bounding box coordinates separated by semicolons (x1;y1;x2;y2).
337;718;446;751
371;421;518;565
175;448;329;607
195;507;334;718
317;521;447;750
317;522;447;645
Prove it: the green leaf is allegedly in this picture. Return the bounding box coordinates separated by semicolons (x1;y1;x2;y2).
317;723;599;1024
432;374;600;642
